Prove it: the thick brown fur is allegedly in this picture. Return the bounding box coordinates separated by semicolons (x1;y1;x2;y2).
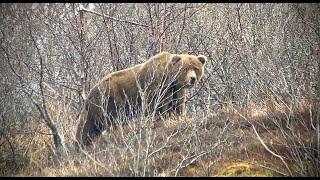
75;52;206;147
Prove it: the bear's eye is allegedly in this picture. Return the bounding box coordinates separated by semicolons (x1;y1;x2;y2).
180;67;188;73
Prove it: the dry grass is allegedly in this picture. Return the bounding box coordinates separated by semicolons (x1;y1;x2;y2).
1;95;319;176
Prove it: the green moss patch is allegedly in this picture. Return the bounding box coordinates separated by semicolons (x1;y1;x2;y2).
216;162;274;177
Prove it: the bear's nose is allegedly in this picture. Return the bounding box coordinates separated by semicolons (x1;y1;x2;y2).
190;77;196;84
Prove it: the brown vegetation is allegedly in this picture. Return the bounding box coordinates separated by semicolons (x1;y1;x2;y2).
0;3;319;177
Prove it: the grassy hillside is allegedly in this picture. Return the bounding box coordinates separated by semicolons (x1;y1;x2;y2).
1;3;319;177
1;95;318;176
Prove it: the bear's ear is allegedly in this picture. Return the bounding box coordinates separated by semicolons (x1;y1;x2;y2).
198;55;207;65
171;54;181;64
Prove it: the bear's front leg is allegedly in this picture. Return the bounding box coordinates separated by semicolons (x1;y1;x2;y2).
172;89;186;117
81;117;105;146
174;97;186;116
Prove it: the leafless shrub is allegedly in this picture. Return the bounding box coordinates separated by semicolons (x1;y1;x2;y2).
0;3;319;176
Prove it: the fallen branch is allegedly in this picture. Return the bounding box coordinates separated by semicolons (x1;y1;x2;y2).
79;7;149;28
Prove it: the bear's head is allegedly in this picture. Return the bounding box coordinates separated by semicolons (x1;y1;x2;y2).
170;54;206;88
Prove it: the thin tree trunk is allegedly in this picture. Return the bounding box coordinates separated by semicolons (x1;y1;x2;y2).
160;3;167;52
79;7;88;101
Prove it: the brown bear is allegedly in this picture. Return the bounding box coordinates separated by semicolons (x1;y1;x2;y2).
75;52;206;147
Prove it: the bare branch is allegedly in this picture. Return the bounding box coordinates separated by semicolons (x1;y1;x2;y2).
79;7;149;28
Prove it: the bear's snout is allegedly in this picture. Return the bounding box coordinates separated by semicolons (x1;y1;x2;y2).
190;76;196;85
185;70;197;88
